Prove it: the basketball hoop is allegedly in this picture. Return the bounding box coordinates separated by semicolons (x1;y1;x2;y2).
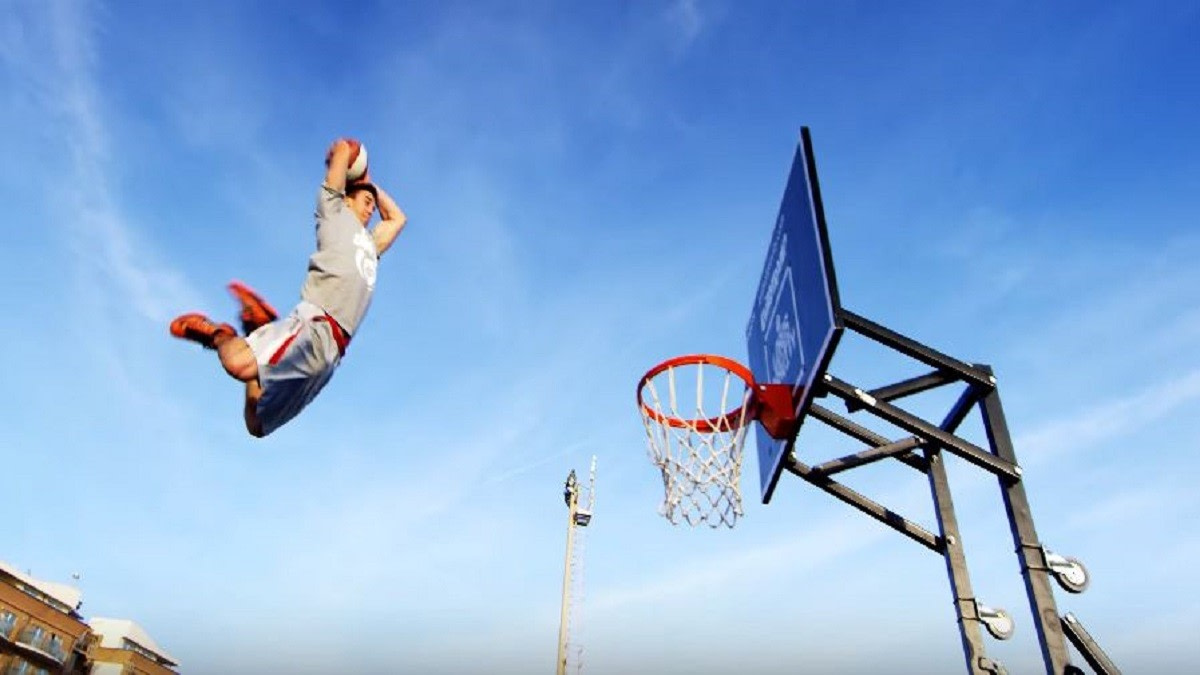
637;354;798;528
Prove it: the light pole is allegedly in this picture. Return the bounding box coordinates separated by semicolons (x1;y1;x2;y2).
557;458;595;675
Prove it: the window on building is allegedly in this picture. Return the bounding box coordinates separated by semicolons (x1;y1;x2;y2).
46;633;65;660
0;610;16;637
16;624;45;650
121;638;160;662
5;656;43;675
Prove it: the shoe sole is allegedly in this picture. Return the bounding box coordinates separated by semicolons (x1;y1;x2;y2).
169;312;210;339
170;313;235;348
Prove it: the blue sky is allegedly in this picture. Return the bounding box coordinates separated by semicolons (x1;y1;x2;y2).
2;0;1198;673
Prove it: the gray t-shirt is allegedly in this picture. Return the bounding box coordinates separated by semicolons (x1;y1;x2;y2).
300;185;379;335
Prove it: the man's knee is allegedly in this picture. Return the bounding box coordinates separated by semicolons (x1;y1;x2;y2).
218;337;259;382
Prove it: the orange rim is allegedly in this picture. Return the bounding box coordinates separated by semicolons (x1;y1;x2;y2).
637;354;758;432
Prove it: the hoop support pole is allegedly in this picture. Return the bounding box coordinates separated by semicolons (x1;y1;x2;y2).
808;404;929;473
977;376;1073;672
786;456;942;551
1061;613;1122;675
839;309;995;391
845;368;960;413
808;435;927;477
823;374;1021;482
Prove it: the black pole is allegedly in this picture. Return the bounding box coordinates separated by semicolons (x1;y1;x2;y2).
839;309;995;390
786;457;942;551
976;372;1073;673
823;374;1021;481
1060;613;1122;675
926;385;1007;674
809;404;929;473
925;445;998;675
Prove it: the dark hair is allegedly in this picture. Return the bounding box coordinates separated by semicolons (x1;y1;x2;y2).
346;181;378;201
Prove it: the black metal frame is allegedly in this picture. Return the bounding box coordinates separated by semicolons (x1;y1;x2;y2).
781;308;1120;675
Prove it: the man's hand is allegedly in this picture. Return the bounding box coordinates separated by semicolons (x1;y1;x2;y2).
325;138;360;165
324;138;358;192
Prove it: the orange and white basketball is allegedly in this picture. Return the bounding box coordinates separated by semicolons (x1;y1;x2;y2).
347;142;369;181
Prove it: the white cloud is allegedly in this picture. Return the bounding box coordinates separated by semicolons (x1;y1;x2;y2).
485;441;589;485
1064;484;1196;531
591;515;885;613
665;0;705;53
9;0;201;325
1015;367;1200;464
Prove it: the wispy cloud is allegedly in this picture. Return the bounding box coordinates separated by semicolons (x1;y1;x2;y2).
1016;367;1200;464
592;515;885;613
1064;484;1197;532
0;0;230;577
485;441;589;485
665;0;705;54
1104;605;1200;671
19;0;201;325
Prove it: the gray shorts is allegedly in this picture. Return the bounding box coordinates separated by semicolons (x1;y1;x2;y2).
244;300;345;436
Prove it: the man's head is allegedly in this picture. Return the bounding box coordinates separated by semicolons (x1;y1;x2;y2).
344;182;378;226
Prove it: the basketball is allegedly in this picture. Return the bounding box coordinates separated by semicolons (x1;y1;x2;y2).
347;141;369;181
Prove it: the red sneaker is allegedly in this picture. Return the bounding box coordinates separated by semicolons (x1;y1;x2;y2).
228;280;279;335
169;313;236;349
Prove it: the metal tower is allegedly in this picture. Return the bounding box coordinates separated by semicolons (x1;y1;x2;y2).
557;456;596;675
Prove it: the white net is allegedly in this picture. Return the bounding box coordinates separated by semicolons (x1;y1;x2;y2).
638;357;754;528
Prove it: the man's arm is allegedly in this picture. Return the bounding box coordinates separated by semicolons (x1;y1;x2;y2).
371;183;408;256
324;139;355;193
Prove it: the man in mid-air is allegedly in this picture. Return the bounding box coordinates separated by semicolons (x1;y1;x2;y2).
169;138;407;437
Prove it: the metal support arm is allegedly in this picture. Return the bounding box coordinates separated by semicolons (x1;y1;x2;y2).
823;374;1022;482
1061;613;1122;675
777;311;1119;674
786;456;942;551
839;309;996;390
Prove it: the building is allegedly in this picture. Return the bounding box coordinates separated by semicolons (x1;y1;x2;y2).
86;619;178;675
0;560;92;674
2;561;179;675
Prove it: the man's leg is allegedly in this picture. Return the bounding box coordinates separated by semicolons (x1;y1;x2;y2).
171;313;267;437
213;332;259;383
243;379;265;438
210;331;268;437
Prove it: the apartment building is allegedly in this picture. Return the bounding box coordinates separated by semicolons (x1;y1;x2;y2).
86;619;177;675
0;560;91;674
1;561;179;674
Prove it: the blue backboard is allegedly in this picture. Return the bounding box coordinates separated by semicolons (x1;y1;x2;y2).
746;128;843;503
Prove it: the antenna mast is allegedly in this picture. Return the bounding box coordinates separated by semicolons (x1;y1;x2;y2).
557;456;596;675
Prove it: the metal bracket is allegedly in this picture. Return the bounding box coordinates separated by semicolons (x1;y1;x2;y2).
976;602;1015;641
1045;550;1090;594
976;657;1008;675
957;599;1015;641
1019;542;1090;593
